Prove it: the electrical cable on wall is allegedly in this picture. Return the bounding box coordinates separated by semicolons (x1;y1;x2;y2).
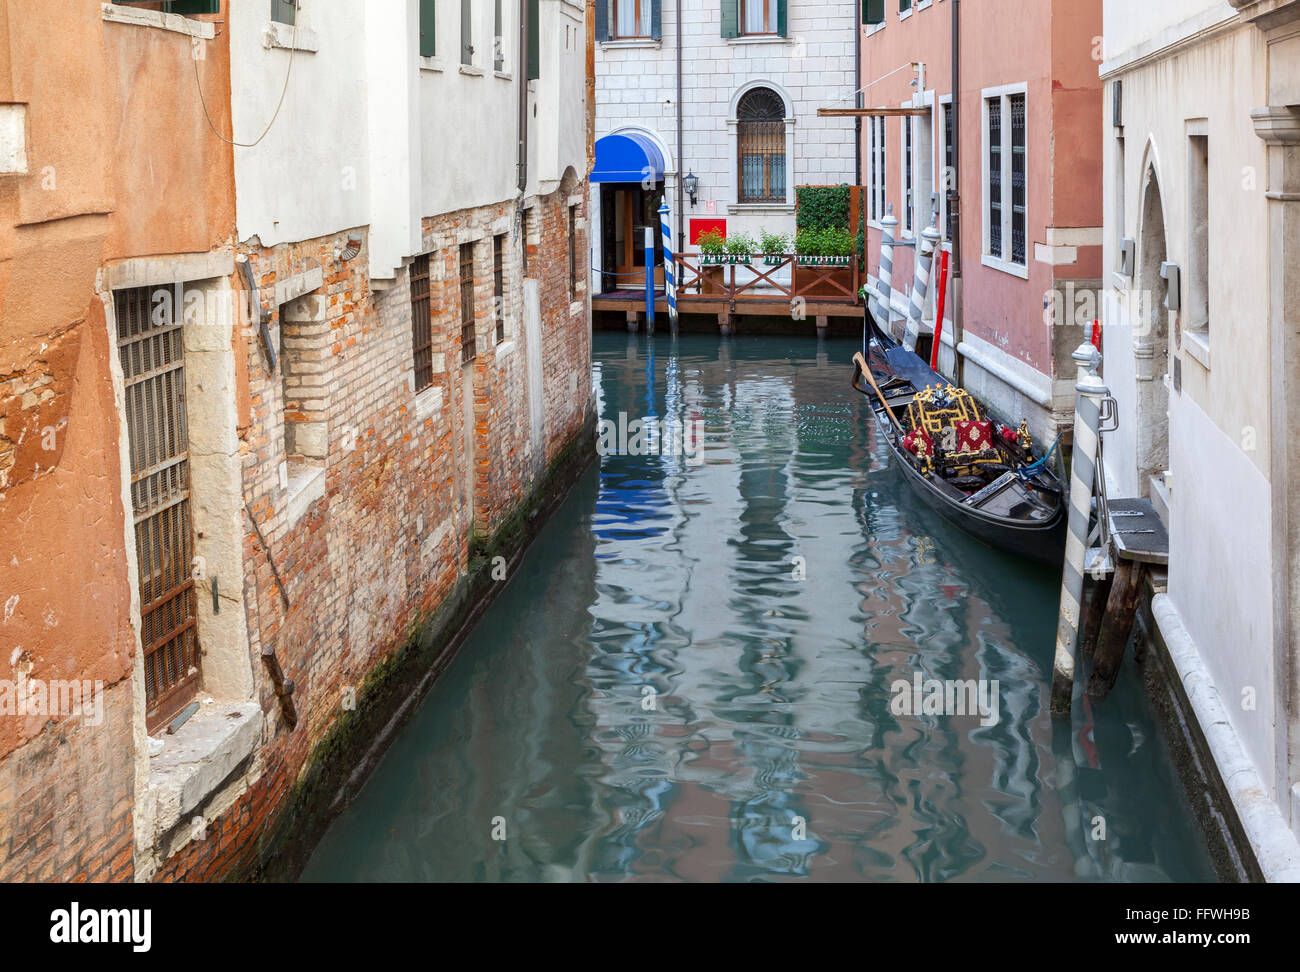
191;20;298;147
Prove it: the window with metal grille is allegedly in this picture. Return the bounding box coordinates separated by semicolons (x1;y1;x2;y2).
494;0;504;70
521;209;531;277
410;253;434;391
987;95;1003;260
869;115;886;221
460;242;477;363
737;87;786;204
943;100;955;238
984;88;1026;268
113;0;219;13
115;285;201;733
493;235;506;344
568;206;577;302
904;115;914;233
1009;93;1026;266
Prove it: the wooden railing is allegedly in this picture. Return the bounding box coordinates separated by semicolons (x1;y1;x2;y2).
673;253;861;305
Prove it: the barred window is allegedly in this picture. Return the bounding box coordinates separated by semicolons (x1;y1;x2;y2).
410;253;434;392
568;206;577;302
493;234;506;344
984;88;1027;269
904;115;914;233
460;242;476;363
737;87;786;204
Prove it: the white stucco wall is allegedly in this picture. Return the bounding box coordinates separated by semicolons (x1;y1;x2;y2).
594;0;857;242
1101;6;1292;829
231;0;587;279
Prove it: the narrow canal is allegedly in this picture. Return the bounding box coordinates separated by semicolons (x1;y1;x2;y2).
303;332;1214;882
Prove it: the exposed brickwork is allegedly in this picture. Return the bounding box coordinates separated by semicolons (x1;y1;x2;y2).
151;183;591;882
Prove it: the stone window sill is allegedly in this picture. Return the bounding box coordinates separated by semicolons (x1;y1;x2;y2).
495;339;517;360
900;8;914;21
420;55;445;73
1184;330;1210;369
601;39;661;50
726;36;792;46
265;20;320;53
981;252;1030;280
100;2;216;39
729;203;794;214
460;64;485;77
414;383;444;420
146;699;261;839
283;460;325;528
495;70;513;80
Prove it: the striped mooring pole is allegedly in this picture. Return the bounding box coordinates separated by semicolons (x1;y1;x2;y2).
643;226;655;333
904;216;941;354
659;204;677;333
1051;342;1109;714
875;209;899;335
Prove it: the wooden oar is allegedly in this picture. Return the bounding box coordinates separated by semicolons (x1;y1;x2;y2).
853;352;905;433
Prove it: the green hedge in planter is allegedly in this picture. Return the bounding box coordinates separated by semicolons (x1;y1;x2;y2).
795;185;852;234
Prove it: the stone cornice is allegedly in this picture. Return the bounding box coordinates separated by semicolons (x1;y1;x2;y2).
1252;106;1300;144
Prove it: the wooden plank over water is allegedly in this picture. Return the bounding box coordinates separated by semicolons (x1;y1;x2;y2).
1107;498;1169;565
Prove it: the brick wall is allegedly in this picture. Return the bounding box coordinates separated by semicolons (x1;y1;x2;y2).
151;181;590;881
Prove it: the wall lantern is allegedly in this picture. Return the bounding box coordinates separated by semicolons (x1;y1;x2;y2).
684;171;699;207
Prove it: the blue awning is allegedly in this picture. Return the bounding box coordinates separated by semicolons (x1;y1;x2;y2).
590;133;665;184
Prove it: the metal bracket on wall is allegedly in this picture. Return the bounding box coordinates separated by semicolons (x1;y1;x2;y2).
238;257;278;374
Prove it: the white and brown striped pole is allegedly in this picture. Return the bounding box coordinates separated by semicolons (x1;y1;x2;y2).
905;217;941;353
1051;342;1108;714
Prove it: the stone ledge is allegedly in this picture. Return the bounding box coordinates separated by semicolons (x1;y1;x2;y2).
147;699;261;837
264;20;320;53
283;461;326;528
100;2;216;39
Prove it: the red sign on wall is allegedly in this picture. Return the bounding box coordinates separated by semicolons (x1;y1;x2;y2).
689;218;727;244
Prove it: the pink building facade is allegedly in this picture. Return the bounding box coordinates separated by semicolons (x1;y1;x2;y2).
859;0;1104;442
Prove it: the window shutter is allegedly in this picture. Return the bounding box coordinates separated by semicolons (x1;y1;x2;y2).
863;0;884;25
720;0;738;39
776;0;787;37
527;0;540;79
595;0;609;41
651;0;662;41
419;0;437;57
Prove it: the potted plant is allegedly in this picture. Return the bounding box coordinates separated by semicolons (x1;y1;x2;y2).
697;228;727;292
698;228;726;265
759;229;789;265
724;232;755;265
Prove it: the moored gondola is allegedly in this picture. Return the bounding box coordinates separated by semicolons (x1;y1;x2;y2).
851;312;1067;566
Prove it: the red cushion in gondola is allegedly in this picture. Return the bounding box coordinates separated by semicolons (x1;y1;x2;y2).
955;419;993;453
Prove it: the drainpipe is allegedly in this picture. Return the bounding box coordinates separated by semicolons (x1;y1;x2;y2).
949;0;963;383
854;5;861;188
518;0;529;192
676;0;684;254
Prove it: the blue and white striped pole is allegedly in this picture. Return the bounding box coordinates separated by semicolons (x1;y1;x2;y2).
644;226;655;333
1051;343;1108;714
659;203;677;333
877;209;899;338
905;216;941;353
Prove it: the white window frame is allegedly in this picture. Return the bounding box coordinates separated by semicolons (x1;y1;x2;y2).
981;81;1029;280
867;112;887;226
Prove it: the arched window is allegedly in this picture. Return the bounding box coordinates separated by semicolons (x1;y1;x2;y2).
737;87;786;204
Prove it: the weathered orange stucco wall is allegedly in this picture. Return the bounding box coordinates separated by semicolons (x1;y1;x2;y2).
0;0;235;763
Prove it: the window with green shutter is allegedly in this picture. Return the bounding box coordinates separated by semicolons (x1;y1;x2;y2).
863;0;884;26
720;0;739;39
420;0;437;57
271;0;296;26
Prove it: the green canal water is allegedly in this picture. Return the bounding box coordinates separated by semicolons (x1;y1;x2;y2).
302;333;1215;882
